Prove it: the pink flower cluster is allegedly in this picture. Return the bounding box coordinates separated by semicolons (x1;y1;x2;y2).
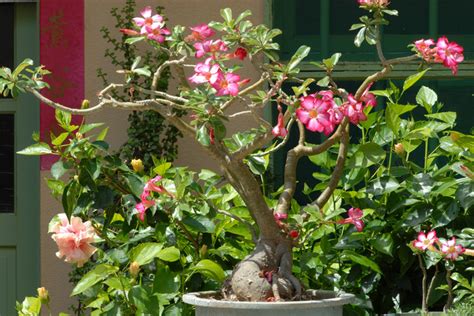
358;0;389;8
337;207;365;232
132;6;170;43
412;230;466;261
414;37;464;75
50;214;98;267
187;23;249;97
134;175;167;221
296;87;375;135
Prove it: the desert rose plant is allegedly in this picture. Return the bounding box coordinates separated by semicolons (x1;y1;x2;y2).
3;0;474;313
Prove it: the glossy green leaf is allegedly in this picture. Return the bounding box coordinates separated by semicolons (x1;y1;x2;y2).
129;242;163;265
425;112;456;125
157;247;180;262
17;142;53;155
71;264;119;296
416;86;437;113
347;143;386;168
196;125;211;147
385;103;417;134
191;259;226;282
220;8;233;23
402;69;429;92
343;250;382;273
371;233;394;256
354;27;366;47
367;176;400;196
287;45;310;73
154;264;180;293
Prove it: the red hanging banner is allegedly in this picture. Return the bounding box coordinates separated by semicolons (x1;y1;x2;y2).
40;0;84;170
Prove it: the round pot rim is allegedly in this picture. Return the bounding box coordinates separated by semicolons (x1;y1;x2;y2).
183;289;355;310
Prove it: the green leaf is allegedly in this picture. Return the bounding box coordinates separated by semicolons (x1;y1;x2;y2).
182;214;216;233
347;143;386;168
131;56;141;70
456;182;474;210
191;259;226;282
287;45;311;73
354;27;366;47
71;264;119;296
370;233;394;256
451;272;472;290
220;8;233;23
96;127;109;141
322;53;342;70
17;142;53;155
425;112;456;125
55;109;72;129
132;67;151;77
382;9;398;16
130;242;163;265
350;23;365;31
153;264;180;293
51;160;67;180
403;69;430;92
78;123;104;134
125;36;145;45
51;132;70;146
385;103;417;134
235;9;252;25
12;58;33;78
416;86;438;113
343;250;382;273
316;76;330;87
157;247;180;262
196;125;211;147
367;176;400;196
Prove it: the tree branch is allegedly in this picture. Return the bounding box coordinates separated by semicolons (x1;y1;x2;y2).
151;56;187;91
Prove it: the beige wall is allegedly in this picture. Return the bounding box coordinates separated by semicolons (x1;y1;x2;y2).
41;1;266;313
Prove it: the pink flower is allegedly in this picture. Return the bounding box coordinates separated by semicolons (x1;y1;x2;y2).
337;207;365;232
436;37;464;75
413;231;437;251
342;94;367;125
139;190;156;209
50;214;98;267
296;95;333;135
145;25;171;43
212;72;241;96
133;6;164;34
135;202;147;222
189;59;220;84
188;24;215;41
414;39;437;62
361;83;377;107
194;40;228;58
233;47;248;60
274;212;288;228
358;0;389;7
272;107;288;138
120;28;140;36
144;175;165;194
441;237;465;261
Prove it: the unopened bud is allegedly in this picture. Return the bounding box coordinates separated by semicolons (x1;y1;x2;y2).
75;132;83;140
200;244;208;257
450;132;460;142
394;143;405;156
129;261;140;277
131;159;144;173
81;99;90;109
73;175;79;181
37;287;49;304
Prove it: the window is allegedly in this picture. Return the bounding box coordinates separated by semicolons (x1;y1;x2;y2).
0;4;14;70
0;115;14;213
273;0;474;61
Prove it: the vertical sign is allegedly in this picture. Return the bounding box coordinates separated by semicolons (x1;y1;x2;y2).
40;0;84;169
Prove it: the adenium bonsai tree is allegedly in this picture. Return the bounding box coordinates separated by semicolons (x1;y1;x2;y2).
3;0;473;307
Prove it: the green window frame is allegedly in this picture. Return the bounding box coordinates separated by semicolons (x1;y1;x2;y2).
0;3;40;315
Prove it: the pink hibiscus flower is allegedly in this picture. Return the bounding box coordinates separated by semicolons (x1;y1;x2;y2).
436;37;464;75
441;237;465;261
144;25;171;43
342;94;367;125
133;6;164;35
188;24;215;41
413;230;437;251
296;94;333;135
194;40;228;58
50;214;98;267
212;72;241;96
189;59;221;84
337;207;365;232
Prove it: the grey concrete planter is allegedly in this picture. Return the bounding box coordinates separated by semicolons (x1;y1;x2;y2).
183;290;355;316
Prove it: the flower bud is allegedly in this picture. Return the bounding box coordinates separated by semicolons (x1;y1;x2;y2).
394;143;405;156
200;244;208;257
129;261;140;277
73;175;79;181
450;132;460;142
81;99;90;109
37;287;49;304
289;230;299;239
131;159;144;173
75;132;83;140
